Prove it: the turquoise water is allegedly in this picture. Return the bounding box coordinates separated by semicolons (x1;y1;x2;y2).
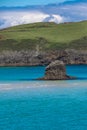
0;66;45;81
0;65;87;130
0;65;87;81
66;65;87;79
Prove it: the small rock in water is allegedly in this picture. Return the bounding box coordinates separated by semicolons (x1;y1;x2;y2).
40;60;74;80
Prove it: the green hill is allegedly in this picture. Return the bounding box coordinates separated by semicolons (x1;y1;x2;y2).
0;21;87;51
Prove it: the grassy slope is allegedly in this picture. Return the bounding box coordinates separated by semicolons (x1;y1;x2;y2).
0;21;87;51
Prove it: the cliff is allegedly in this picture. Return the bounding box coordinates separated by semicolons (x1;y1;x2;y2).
0;21;87;66
0;49;87;66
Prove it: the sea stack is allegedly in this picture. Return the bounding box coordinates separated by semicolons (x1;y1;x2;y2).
41;60;73;80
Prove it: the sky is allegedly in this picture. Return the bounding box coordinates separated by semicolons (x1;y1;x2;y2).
0;0;87;29
0;0;74;6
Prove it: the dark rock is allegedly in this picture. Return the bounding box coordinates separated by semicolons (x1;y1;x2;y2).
57;49;87;64
40;60;74;80
0;49;87;66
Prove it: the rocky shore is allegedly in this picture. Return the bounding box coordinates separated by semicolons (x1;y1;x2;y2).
0;49;86;80
0;49;87;66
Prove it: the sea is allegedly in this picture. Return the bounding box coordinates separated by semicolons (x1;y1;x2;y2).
0;65;87;130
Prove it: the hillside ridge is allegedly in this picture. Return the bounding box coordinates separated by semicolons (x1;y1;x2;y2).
0;21;87;51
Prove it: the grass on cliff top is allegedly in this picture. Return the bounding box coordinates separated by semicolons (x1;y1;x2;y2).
0;21;87;51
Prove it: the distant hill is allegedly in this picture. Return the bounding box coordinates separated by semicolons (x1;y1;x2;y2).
0;21;87;51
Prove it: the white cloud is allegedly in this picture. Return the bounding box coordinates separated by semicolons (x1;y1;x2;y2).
1;2;87;29
0;11;64;29
58;3;87;21
48;14;64;23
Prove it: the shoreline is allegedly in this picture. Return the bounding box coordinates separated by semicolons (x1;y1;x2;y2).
0;64;46;67
0;63;86;67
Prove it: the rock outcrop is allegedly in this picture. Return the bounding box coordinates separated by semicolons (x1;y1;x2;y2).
57;49;87;64
41;60;74;80
0;49;87;66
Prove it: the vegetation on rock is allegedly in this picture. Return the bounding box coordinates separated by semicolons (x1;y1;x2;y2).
0;21;87;51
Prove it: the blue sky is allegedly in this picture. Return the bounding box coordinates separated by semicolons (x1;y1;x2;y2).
0;0;87;29
0;0;75;6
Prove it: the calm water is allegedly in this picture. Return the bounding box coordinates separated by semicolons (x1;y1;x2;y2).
0;65;87;130
0;66;45;81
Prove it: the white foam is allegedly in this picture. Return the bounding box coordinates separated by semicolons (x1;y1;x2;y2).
0;80;87;91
